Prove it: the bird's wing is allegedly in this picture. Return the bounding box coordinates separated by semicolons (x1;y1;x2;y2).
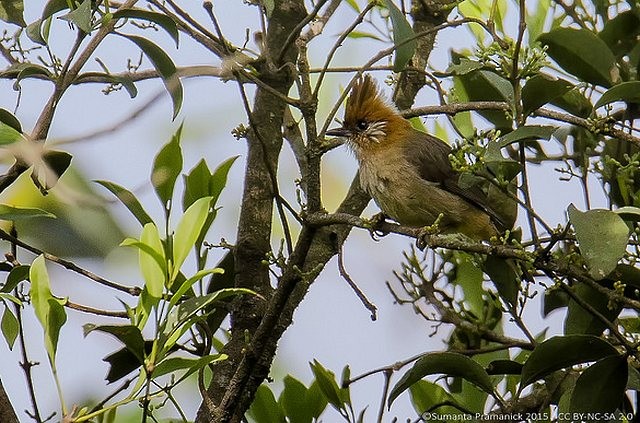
402;130;510;231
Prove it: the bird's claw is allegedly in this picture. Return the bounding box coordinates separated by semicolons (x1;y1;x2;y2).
416;227;431;251
367;212;389;241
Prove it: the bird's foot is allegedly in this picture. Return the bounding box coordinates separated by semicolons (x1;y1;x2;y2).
366;212;389;241
416;215;444;250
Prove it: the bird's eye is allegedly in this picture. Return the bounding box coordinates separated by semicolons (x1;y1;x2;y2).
356;120;369;130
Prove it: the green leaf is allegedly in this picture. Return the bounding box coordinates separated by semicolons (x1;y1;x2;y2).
384;0;416;72
520;335;619;389
0;0;26;26
306;380;329;420
122;35;183;118
594;81;640;109
568;355;627;419
248;384;286;423
160;288;254;355
551;88;593;118
409;380;463;418
538;28;617;87
83;324;146;365
29;255;67;362
172;197;212;278
486;360;523;375
279;375;312;423
310;360;346;412
0;122;22;145
389;352;494;406
42;0;69;20
0;204;55;220
123;223;166;299
113;9;179;46
1;307;18;349
95;180;153;226
522;74;574;117
59;0;93;33
42;150;73;182
183;159;211;211
347;31;383;41
453;252;484;317
484;256;519;308
0;108;22;133
168;267;223;309
446;58;483;75
614;206;640;222
564;283;621;335
152;354;225;380
2;265;29;293
498;125;557;147
568;204;629;280
453;69;513;130
26;19;47;45
151;125;183;207
210;156;239;206
598;11;640;57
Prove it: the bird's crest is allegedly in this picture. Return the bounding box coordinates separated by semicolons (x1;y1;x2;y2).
344;75;401;127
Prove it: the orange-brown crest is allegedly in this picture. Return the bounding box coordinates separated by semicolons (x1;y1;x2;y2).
344;75;400;127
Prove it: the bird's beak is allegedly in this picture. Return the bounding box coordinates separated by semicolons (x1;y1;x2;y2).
326;127;351;138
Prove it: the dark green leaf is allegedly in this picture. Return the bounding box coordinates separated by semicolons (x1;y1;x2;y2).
0;205;55;221
389;352;494;406
83;324;146;365
59;0;93;33
151;124;183;207
484;256;519;307
453;69;513;130
486;360;523;375
453;252;484;317
247;384;286;423
522;74;573;117
42;150;72;179
565;283;621;335
4;63;53;90
594;81;640;109
77;72;138;98
614;206;640;222
568;204;629;280
384;0;416;72
551;88;593;118
598;11;640;57
520;335;619;389
1;307;18;349
95;180;153;226
122;34;183;118
0;0;26;26
310;360;345;411
102;340;153;383
538;28;617;87
113;9;178;46
568;355;627;419
542;288;569;317
2;265;29;293
279;375;312;423
0;108;22;133
499;125;557;147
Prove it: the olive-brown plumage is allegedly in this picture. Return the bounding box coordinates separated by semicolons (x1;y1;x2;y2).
327;75;513;240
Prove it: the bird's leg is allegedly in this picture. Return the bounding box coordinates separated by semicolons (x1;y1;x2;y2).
365;212;389;241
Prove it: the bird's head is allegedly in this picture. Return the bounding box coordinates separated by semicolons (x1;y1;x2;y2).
327;75;409;156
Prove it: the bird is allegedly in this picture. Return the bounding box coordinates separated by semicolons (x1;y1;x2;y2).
326;75;515;241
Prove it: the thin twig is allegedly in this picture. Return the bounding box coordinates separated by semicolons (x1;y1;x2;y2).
337;243;377;320
65;301;128;318
0;229;141;296
276;0;330;64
